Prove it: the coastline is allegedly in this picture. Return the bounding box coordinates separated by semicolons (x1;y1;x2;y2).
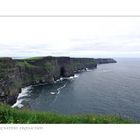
0;56;116;106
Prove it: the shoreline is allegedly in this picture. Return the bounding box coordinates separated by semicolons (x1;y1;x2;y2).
0;56;116;105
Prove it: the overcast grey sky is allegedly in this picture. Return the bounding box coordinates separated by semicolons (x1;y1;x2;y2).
0;17;140;58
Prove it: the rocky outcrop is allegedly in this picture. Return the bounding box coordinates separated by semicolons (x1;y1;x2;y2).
0;56;116;105
0;58;22;104
95;58;117;64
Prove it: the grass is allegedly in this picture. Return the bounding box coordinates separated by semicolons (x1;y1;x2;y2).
24;57;44;60
0;104;132;124
44;62;54;72
16;61;35;68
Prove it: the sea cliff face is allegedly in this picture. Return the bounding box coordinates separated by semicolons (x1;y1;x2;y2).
0;56;116;105
0;58;22;104
95;58;117;64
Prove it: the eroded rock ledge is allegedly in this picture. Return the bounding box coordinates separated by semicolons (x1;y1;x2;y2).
0;56;116;105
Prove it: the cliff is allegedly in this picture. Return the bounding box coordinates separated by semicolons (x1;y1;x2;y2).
0;58;22;104
95;58;117;64
0;56;116;105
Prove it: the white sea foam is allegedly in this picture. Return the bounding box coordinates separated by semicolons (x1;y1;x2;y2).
50;83;66;95
54;74;79;83
50;92;56;95
74;74;79;78
11;86;32;108
57;84;66;94
12;74;79;107
86;68;92;72
55;77;64;82
65;74;79;79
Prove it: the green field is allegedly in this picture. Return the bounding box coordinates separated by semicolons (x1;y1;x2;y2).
0;104;131;124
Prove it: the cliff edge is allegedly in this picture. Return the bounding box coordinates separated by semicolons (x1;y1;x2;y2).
0;56;116;105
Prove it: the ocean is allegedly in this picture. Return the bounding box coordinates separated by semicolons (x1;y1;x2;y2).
13;58;140;121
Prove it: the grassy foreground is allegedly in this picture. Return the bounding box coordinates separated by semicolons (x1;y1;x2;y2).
0;104;131;124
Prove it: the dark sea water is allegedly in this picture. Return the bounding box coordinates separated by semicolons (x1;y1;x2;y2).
13;58;140;121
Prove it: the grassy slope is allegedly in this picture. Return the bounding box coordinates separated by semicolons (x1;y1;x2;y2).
16;61;35;68
0;104;131;124
24;56;44;60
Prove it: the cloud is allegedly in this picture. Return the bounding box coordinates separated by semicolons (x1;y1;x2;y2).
0;17;140;58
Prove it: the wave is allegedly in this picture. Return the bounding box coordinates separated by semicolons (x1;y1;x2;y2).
12;74;79;107
85;68;93;72
50;92;56;95
11;86;32;108
54;74;79;83
57;84;66;94
50;83;67;95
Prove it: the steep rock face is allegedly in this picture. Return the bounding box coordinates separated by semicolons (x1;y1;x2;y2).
95;58;117;64
0;56;116;105
0;57;97;104
0;58;22;104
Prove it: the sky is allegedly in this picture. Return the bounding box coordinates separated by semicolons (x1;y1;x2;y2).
0;17;140;58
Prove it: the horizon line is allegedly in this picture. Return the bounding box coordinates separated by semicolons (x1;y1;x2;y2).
0;56;140;59
1;15;140;17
